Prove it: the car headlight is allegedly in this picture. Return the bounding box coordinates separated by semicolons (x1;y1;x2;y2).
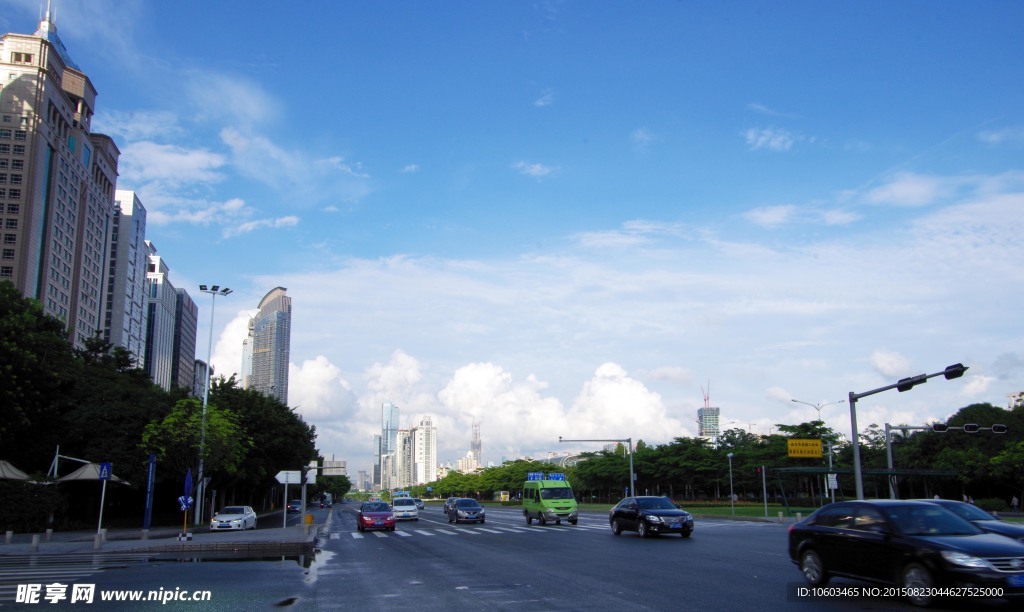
645;515;664;524
941;551;989;568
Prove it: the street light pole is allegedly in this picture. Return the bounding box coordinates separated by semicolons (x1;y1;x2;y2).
559;436;635;497
727;453;735;516
196;284;232;525
791;398;843;503
848;363;968;500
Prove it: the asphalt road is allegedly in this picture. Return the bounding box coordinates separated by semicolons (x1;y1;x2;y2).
7;504;1018;610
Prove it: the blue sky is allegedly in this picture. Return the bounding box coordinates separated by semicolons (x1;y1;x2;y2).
4;1;1024;477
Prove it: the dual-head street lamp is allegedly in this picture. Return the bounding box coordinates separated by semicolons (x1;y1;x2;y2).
849;363;967;500
195;285;232;525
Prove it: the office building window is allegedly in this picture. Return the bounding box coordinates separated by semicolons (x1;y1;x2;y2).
2;249;13;260
0;266;12;278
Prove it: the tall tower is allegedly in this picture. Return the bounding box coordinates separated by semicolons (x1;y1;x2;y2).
1;11;120;348
471;421;482;466
104;190;149;366
250;286;291;404
412;416;438;484
143;241;176;391
697;383;720;442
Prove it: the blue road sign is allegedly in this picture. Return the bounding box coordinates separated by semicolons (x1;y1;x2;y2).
98;462;112;481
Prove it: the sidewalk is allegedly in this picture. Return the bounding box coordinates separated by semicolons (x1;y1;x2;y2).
0;512;323;556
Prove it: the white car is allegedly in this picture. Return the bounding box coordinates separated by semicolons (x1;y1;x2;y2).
391;497;419;521
210;505;257;531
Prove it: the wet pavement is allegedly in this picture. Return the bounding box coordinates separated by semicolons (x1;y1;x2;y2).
0;511;323;556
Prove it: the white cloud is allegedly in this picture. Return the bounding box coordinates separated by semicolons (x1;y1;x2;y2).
865;172;947;207
977;125;1024;145
513;161;557;177
185;72;282;127
402;164;420;173
631;128;655;149
117;141;226;187
744;127;798;151
289;356;354;420
871;350;913;379
743;204;797;228
222;215;300;238
534;89;555;107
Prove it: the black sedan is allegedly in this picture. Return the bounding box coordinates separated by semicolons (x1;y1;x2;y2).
922;498;1024;543
609;496;694;538
788;499;1024;607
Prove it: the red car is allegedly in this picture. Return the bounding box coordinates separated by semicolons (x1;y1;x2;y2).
357;501;396;532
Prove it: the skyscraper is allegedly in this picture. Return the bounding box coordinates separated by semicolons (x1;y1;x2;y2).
249;286;291;404
143;241;176;391
1;12;120;348
697;406;720;440
412;416;438;485
104;190;149;366
172;288;198;391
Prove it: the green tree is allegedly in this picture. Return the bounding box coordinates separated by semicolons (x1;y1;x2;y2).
206;376;317;503
0;281;78;468
140;398;251;486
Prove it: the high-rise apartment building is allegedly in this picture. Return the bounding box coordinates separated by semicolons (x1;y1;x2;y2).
248;286;291;404
104;190;148;366
412;416;438;485
1;13;120;348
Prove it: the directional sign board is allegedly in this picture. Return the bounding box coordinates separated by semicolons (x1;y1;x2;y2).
275;469;316;484
276;470;302;484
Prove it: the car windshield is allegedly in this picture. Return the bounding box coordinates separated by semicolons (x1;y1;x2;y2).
637;498;677;510
540;488;573;500
455;500;480;509
394;499;415;506
888;505;981;536
939;502;996;522
290;500;302;505
221;506;245;514
362;502;389;512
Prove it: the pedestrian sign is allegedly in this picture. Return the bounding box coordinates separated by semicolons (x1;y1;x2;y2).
98;462;112;480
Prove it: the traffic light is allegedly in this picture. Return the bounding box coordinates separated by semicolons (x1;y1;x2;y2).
962;423;980;434
755;467;761;476
931;423;949;433
991;424;1008;434
943;363;968;380
897;374;927;392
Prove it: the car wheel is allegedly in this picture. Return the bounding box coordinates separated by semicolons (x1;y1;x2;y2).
525;512;533;525
799;549;828;587
448;514;453;523
680;530;691;538
539;515;547;526
638;521;649;538
569;519;577;525
901;563;935;607
556;519;561;525
480;519;485;524
611;519;622;535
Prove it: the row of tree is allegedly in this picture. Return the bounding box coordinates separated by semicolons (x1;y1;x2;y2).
404;402;1024;510
0;281;327;531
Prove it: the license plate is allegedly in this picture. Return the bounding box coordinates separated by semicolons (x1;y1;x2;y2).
1008;575;1024;587
670;522;681;528
374;521;383;526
